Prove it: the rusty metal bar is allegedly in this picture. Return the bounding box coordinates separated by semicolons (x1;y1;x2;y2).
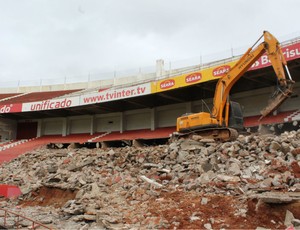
4;209;7;226
0;207;53;229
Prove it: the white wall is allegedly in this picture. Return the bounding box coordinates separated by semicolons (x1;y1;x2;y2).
125;109;151;130
95;114;120;132
157;104;186;127
69;116;91;134
42;118;63;135
231;83;300;116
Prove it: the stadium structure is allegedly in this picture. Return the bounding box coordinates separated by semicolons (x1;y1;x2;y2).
0;35;300;163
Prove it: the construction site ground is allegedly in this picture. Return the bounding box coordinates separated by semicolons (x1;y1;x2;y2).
12;186;299;229
0;129;300;229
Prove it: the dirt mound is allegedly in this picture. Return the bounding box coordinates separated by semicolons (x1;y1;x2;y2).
146;190;300;229
17;187;300;229
20;187;77;208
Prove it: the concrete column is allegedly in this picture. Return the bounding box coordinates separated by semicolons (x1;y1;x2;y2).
120;112;125;133
156;59;165;78
90;115;96;135
150;108;157;131
62;118;69;136
36;119;43;137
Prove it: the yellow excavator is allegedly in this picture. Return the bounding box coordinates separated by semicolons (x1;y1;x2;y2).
176;31;294;141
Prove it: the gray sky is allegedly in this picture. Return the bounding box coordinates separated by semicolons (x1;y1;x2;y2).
1;0;300;84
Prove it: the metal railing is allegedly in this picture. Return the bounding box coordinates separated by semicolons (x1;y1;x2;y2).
0;208;53;229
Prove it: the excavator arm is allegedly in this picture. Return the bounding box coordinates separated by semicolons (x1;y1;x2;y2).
211;31;294;126
176;31;294;140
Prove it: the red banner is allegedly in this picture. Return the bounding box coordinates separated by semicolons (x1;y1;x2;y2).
0;103;23;113
250;42;300;70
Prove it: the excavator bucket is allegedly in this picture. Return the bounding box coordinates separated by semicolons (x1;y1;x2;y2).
259;81;294;121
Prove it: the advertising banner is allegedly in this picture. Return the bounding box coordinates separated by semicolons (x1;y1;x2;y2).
151;62;236;93
22;97;80;112
250;42;300;71
80;83;151;105
3;83;151;113
152;41;300;93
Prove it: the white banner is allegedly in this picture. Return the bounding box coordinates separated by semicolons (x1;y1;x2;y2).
79;83;151;105
21;83;151;112
22;97;80;112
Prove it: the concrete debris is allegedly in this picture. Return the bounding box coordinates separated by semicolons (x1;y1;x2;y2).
284;209;300;230
140;175;163;188
204;223;213;229
293;219;300;227
253;192;300;204
201;197;209;205
0;129;300;229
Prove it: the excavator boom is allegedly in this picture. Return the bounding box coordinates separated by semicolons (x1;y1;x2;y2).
176;31;294;141
211;31;294;125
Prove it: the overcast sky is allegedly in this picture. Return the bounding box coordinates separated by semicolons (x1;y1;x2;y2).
1;0;300;84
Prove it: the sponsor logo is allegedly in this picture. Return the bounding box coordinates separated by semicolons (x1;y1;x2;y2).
29;98;72;111
160;79;175;89
185;72;202;83
213;65;231;77
252;46;300;69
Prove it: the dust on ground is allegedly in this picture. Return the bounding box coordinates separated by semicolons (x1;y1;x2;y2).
17;187;300;229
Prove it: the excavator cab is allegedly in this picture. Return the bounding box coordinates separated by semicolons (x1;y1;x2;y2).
228;101;244;131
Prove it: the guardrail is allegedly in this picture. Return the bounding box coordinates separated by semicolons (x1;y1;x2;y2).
0;207;53;229
0;139;31;152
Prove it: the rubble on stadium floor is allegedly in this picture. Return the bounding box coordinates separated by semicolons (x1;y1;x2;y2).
0;129;300;229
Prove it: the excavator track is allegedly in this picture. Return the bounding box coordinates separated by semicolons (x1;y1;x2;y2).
172;127;239;142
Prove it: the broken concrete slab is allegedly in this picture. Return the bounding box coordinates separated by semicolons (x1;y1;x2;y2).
252;192;300;204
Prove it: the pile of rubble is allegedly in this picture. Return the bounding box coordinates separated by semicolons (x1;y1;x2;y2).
0;129;300;229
